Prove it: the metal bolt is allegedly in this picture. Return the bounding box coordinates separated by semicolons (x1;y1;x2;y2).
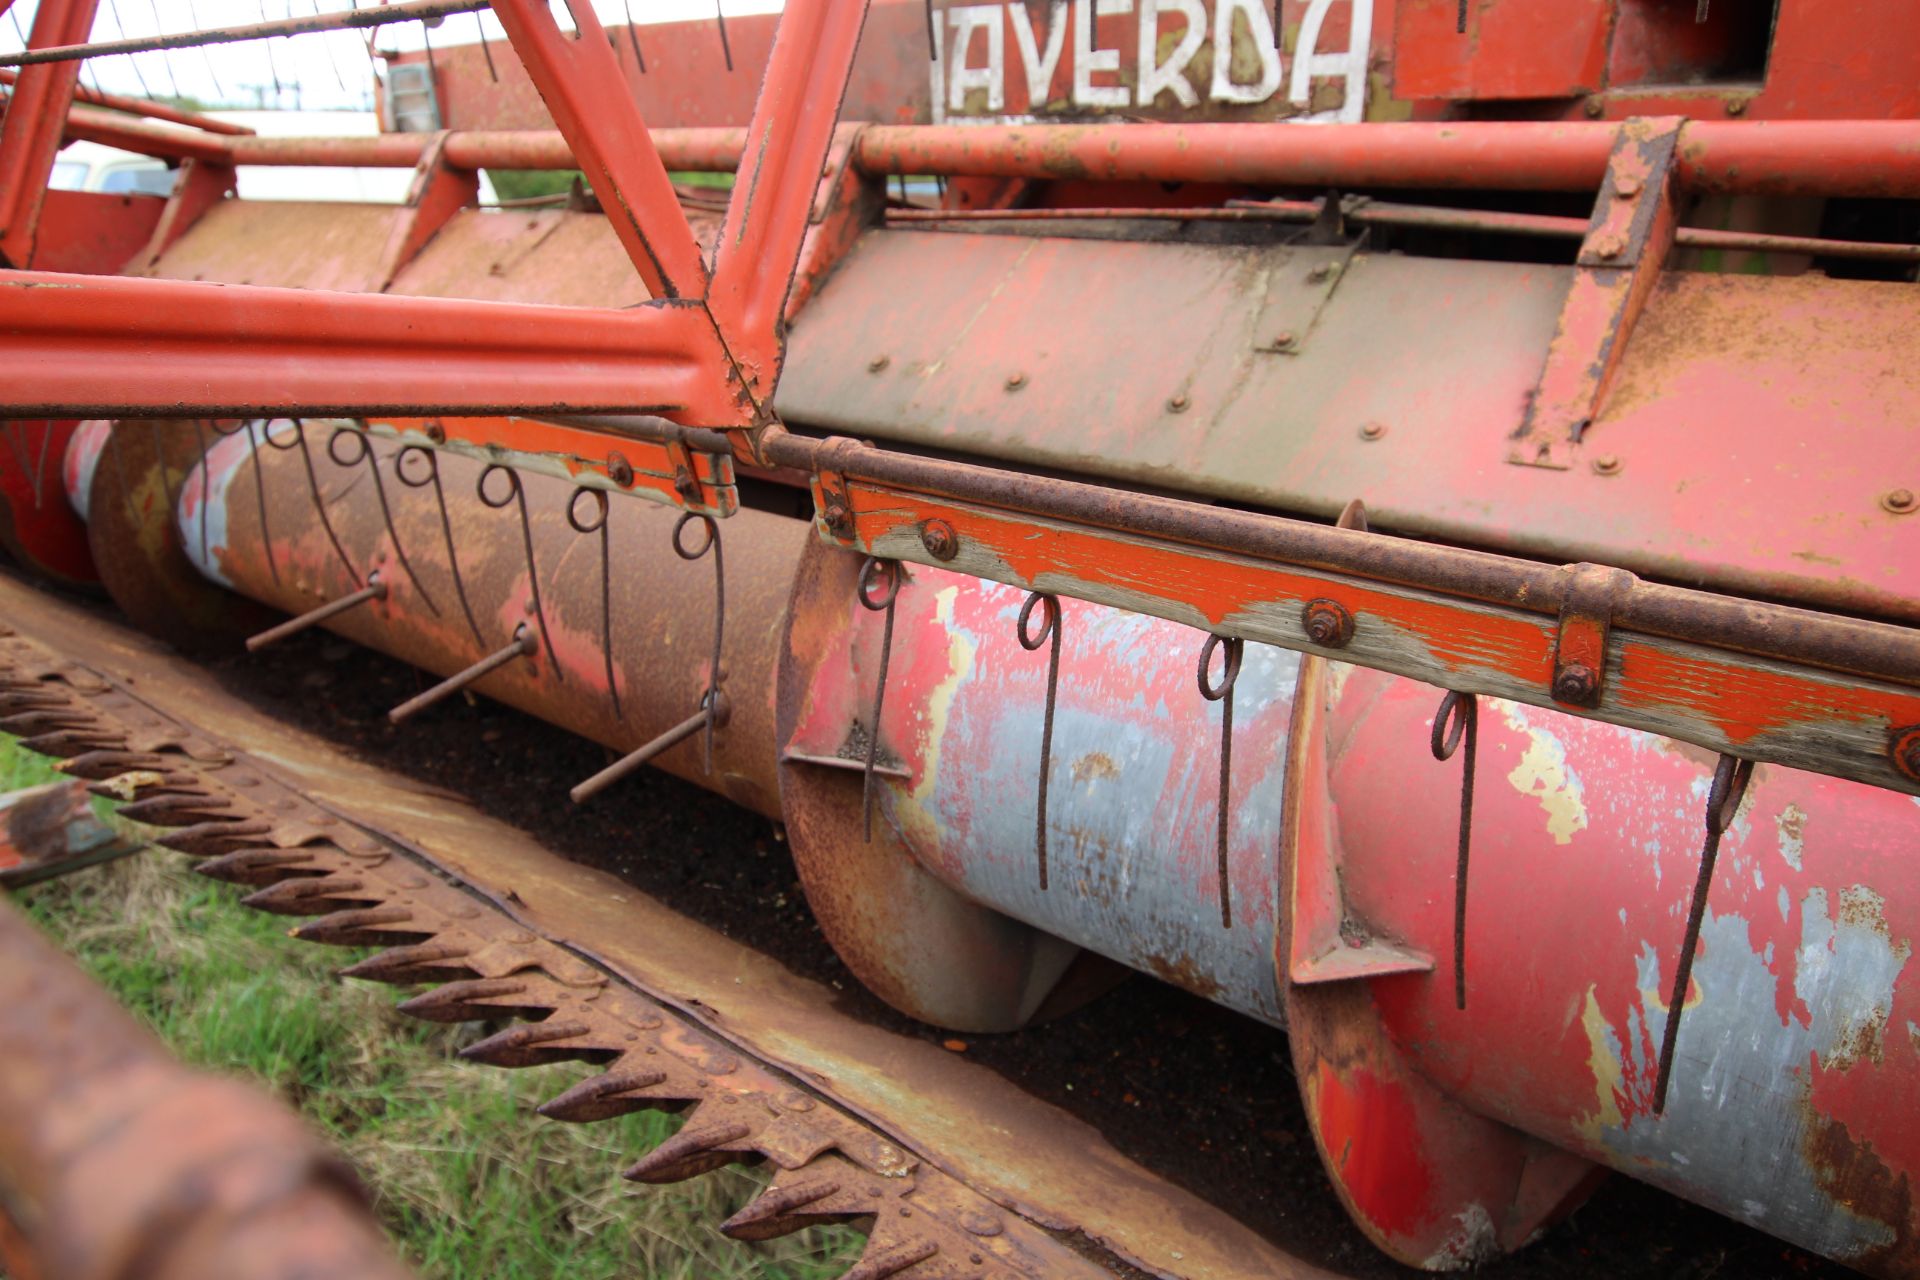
1592;453;1624;476
606;451;635;487
425;420;447;445
1358;421;1387;441
1892;729;1920;782
1273;331;1297;350
1882;488;1917;515
1307;263;1332;283
867;354;891;373
960;1211;1004;1237
1725;97;1748;117
1166;393;1190;413
673;465;700;501
823;500;851;535
1614;172;1642;199
1005;371;1028;391
1302;598;1355;649
1593;230;1629;260
1583;97;1605;118
1552;663;1599;705
920;519;959;561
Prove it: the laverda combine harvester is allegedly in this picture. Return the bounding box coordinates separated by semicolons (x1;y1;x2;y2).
1;0;1918;1275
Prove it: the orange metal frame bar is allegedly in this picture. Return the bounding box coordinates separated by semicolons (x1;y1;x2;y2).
0;0;873;431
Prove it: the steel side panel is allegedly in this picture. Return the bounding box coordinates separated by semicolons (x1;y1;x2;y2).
778;229;1920;623
142;200;408;294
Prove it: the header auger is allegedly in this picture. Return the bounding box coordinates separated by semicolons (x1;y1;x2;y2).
2;0;1918;1274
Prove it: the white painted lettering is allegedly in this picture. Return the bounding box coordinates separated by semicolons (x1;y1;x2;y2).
1136;0;1204;108
1288;0;1373;123
1009;0;1070;107
1209;0;1281;104
1073;0;1133;109
948;4;1008;112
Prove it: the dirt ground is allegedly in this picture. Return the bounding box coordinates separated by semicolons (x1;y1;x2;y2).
168;620;1849;1280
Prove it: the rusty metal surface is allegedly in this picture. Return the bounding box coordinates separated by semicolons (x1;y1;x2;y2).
0;777;138;886
777;227;1920;627
0;848;415;1280
0;574;1335;1280
188;426;802;818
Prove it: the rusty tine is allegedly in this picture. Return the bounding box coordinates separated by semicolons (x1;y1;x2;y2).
857;558;903;842
842;1237;941;1280
1431;690;1479;1011
388;624;539;723
1016;591;1062;890
329;427;439;615
0;710;91;734
1654;753;1755;1114
538;1067;674;1122
396;444;484;646
292;905;428;947
721;1174;845;1241
339;940;476;985
568;487;622;721
623;1117;754;1183
192;846;320;884
1197;634;1244;929
673;512;726;773
210;419;281;585
55;749;170;779
477;464;562;679
19;729;124;757
459;1019;612;1068
395;976;532;1022
156;817;278;856
115;791;235;826
241;874;374;915
266;418;363;588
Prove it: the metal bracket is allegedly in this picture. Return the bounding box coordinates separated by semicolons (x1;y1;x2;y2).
134;157;236;273
1509;117;1685;469
375;131;479;291
1251;237;1364;356
1550;563;1634;708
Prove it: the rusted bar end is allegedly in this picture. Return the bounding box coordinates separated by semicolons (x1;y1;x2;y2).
571;697;727;804
387;625;537;724
246;577;387;653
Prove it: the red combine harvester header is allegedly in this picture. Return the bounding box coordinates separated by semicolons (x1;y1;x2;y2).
0;0;1917;1275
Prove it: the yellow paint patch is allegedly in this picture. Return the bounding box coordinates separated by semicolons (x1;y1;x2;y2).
1574;987;1626;1146
909;586;974;818
1501;704;1588;845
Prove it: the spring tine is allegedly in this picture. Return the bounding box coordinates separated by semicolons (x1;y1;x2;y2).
268;419;362;587
712;0;732;70
247;575;387;651
673;513;725;772
478;465;562;679
1457;0;1468;32
1430;690;1478;1010
619;0;644;71
1654;754;1754;1114
623;1116;753;1183
192;419;212;566
395;444;484;646
856;558;903;843
921;0;935;58
329;427;439;615
1016;592;1062;890
537;1066;673;1122
388;625;538;723
1197;634;1243;929
568;487;622;720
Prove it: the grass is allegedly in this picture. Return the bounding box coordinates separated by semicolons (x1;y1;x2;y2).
3;736;861;1279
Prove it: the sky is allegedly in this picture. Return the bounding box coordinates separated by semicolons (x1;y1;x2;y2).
1;0;782;110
